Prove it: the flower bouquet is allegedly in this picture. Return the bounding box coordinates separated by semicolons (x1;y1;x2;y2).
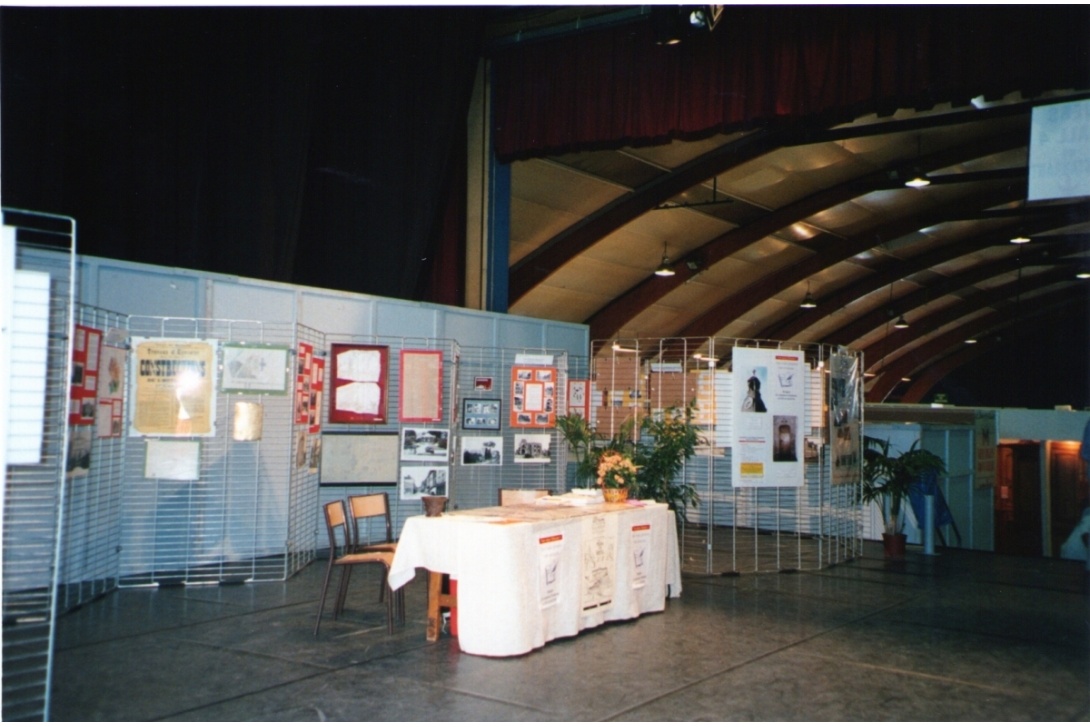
596;450;638;502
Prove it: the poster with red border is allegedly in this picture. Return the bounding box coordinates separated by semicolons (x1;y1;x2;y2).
69;324;103;425
399;349;443;423
309;357;324;434
295;342;313;425
510;365;557;428
330;343;388;424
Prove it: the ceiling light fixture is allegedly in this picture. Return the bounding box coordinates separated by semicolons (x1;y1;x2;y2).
799;281;817;309
1077;271;1090;280
904;135;930;188
1009;233;1031;244
654;243;675;277
964;338;978;344
893;315;909;329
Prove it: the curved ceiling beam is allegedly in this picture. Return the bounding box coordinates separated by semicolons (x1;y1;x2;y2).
670;185;1024;340
899;335;1006;403
508;129;778;303
586;128;1029;343
865;288;1081;401
827;233;1087;347
758;213;1089;343
861;267;1081;368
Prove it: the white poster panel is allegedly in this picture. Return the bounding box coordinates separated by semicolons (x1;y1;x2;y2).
732;347;805;488
537;531;564;609
580;513;616;612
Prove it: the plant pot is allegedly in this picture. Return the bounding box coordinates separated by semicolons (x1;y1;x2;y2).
602;487;629;503
882;532;907;560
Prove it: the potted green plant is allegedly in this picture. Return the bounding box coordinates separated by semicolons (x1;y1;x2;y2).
632;404;702;522
556;404;702;521
861;435;946;558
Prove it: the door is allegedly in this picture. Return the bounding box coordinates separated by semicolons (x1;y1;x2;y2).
1049;442;1086;558
995;443;1042;556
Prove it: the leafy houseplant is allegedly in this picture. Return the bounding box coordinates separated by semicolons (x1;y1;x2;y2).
861;435;946;541
556;403;702;520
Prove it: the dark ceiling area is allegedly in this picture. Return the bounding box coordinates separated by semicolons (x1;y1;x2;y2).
3;5;1089;410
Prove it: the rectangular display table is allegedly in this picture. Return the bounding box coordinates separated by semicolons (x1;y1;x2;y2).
387;500;682;656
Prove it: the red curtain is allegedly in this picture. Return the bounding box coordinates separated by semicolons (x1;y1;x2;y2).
490;6;1090;162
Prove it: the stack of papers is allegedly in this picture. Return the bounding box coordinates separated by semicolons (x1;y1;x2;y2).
537;489;604;506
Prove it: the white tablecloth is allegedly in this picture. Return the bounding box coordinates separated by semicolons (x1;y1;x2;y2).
388;500;682;657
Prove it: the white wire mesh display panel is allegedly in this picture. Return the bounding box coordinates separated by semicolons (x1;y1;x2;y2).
57;305;128;612
450;346;574;511
316;335;460;544
591;337;863;575
2;209;77;721
119;317;306;586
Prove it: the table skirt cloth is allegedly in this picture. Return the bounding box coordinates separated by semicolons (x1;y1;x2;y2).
388;500;682;657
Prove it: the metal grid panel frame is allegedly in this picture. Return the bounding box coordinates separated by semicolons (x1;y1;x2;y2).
591;337;864;575
316;333;461;545
119;316;306;587
451;345;575;511
57;305;129;612
3;209;77;721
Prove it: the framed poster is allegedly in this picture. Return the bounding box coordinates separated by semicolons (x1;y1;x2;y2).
319;432;399;485
96;344;127;438
567;378;589;419
295;342;313;425
399;349;443;423
513;433;552;463
329;343;388;424
220;343;291;394
309;357;325;434
463;398;501;431
510;366;556;428
69;324;102;425
130;338;217;437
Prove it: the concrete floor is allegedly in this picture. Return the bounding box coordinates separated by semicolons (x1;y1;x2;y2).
50;542;1090;721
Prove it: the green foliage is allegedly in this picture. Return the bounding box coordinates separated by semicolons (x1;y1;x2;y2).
861;435;946;534
632;404;702;521
556;403;703;521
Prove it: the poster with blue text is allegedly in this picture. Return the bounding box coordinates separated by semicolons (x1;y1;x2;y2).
732;347;805;488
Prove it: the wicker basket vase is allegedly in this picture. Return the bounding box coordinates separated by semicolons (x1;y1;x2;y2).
602;487;629;503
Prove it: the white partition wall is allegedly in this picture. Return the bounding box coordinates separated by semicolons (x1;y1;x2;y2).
590;337;864;575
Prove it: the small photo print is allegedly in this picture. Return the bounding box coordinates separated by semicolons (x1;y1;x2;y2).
401;427;450;461
401;465;448;499
461;436;502;466
513;433;551;463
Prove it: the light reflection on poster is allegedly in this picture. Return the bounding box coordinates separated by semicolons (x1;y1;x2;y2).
830;350;862;485
130;339;217;437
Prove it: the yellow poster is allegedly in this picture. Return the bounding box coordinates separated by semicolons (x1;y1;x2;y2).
132;339;217;436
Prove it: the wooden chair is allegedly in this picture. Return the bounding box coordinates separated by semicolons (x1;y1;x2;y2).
347;492;397;553
314;500;404;637
498;488;552;505
346;493;398;604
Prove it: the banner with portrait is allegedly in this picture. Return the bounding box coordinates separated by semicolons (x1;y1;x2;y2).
732;347;805;488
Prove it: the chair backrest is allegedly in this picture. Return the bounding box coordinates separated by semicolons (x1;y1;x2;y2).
347;492;393;546
498;488;552;506
323;500;351;555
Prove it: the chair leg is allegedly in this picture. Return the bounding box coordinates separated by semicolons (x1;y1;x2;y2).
333;565;352;619
314;558;337;637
